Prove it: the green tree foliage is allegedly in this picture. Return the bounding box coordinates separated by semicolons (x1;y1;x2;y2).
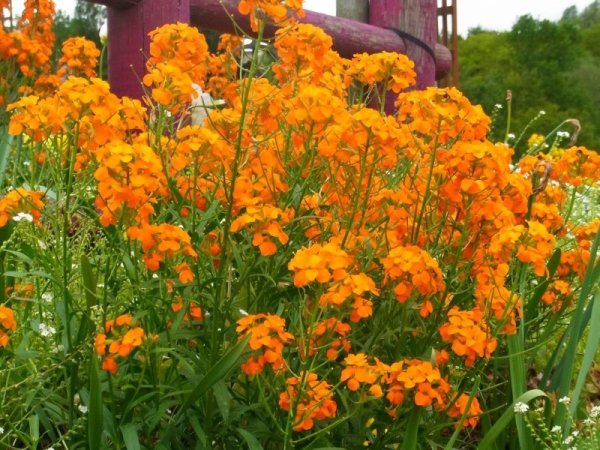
459;1;600;152
52;1;106;56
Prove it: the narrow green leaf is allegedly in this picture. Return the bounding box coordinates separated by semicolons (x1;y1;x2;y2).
121;423;141;450
554;229;600;429
81;254;98;308
237;428;264;450
213;380;233;424
477;390;547;450
570;291;600;421
400;408;421;450
161;337;248;443
88;356;103;450
525;248;561;321
0;129;12;189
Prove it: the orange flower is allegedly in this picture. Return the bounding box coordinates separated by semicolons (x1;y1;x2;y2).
0;305;17;347
448;394;482;429
57;37;100;78
94;314;145;373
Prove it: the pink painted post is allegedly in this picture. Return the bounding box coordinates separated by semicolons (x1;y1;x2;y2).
369;0;438;89
90;0;190;98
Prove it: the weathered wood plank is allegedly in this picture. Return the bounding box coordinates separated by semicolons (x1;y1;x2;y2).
106;0;190;97
336;0;368;23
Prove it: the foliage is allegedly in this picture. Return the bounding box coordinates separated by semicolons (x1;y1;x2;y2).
459;1;600;152
1;1;600;449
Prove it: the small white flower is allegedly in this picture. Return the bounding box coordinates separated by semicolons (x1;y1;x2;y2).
557;131;570;138
239;309;248;316
12;212;33;222
495;104;503;109
39;323;56;337
563;436;574;445
559;396;571;405
583;418;594;426
571;430;579;438
0;426;4;434
41;292;53;302
540;110;546;115
590;405;600;418
514;402;529;414
551;425;561;433
507;133;516;140
78;404;88;414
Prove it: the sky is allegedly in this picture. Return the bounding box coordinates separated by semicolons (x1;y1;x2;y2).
16;0;599;36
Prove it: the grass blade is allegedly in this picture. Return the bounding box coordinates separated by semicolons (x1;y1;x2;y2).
88;356;103;450
477;390;547;450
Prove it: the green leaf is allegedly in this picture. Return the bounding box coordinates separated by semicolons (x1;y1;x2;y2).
160;337;248;443
554;229;600;429
88;356;103;450
237;428;264;450
477;390;547;449
81;254;98;308
121;423;141;450
400;408;421;450
0;128;12;190
570;291;600;421
213;380;232;424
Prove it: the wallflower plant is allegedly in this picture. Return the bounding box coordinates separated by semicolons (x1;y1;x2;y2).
0;1;599;449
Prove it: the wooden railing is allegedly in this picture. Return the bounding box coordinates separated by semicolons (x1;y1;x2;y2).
86;0;452;98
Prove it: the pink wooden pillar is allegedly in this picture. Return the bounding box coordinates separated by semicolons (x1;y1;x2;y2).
98;0;190;98
369;0;438;89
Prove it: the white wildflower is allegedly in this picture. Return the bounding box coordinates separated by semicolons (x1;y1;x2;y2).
0;426;4;434
507;133;516;140
540;110;546;115
557;131;570;139
12;212;33;222
41;292;53;302
38;323;56;337
495;104;503;109
514;402;529;414
78;404;88;414
239;309;248;316
551;425;561;433
590;405;600;418
564;436;574;445
559;396;571;405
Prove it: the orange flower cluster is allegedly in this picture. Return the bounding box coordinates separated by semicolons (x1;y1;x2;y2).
381;245;445;305
236;314;294;375
94;139;168;227
347;51;416;94
551;146;600;186
341;353;383;397
288;241;352;287
0;0;55;77
0;188;44;227
0;305;17;347
57;37;100;79
126;223;197;274
231;205;293;256
238;0;305;31
144;23;209;108
541;280;572;312
94;314;145;374
439;307;498;366
278;372;337;431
